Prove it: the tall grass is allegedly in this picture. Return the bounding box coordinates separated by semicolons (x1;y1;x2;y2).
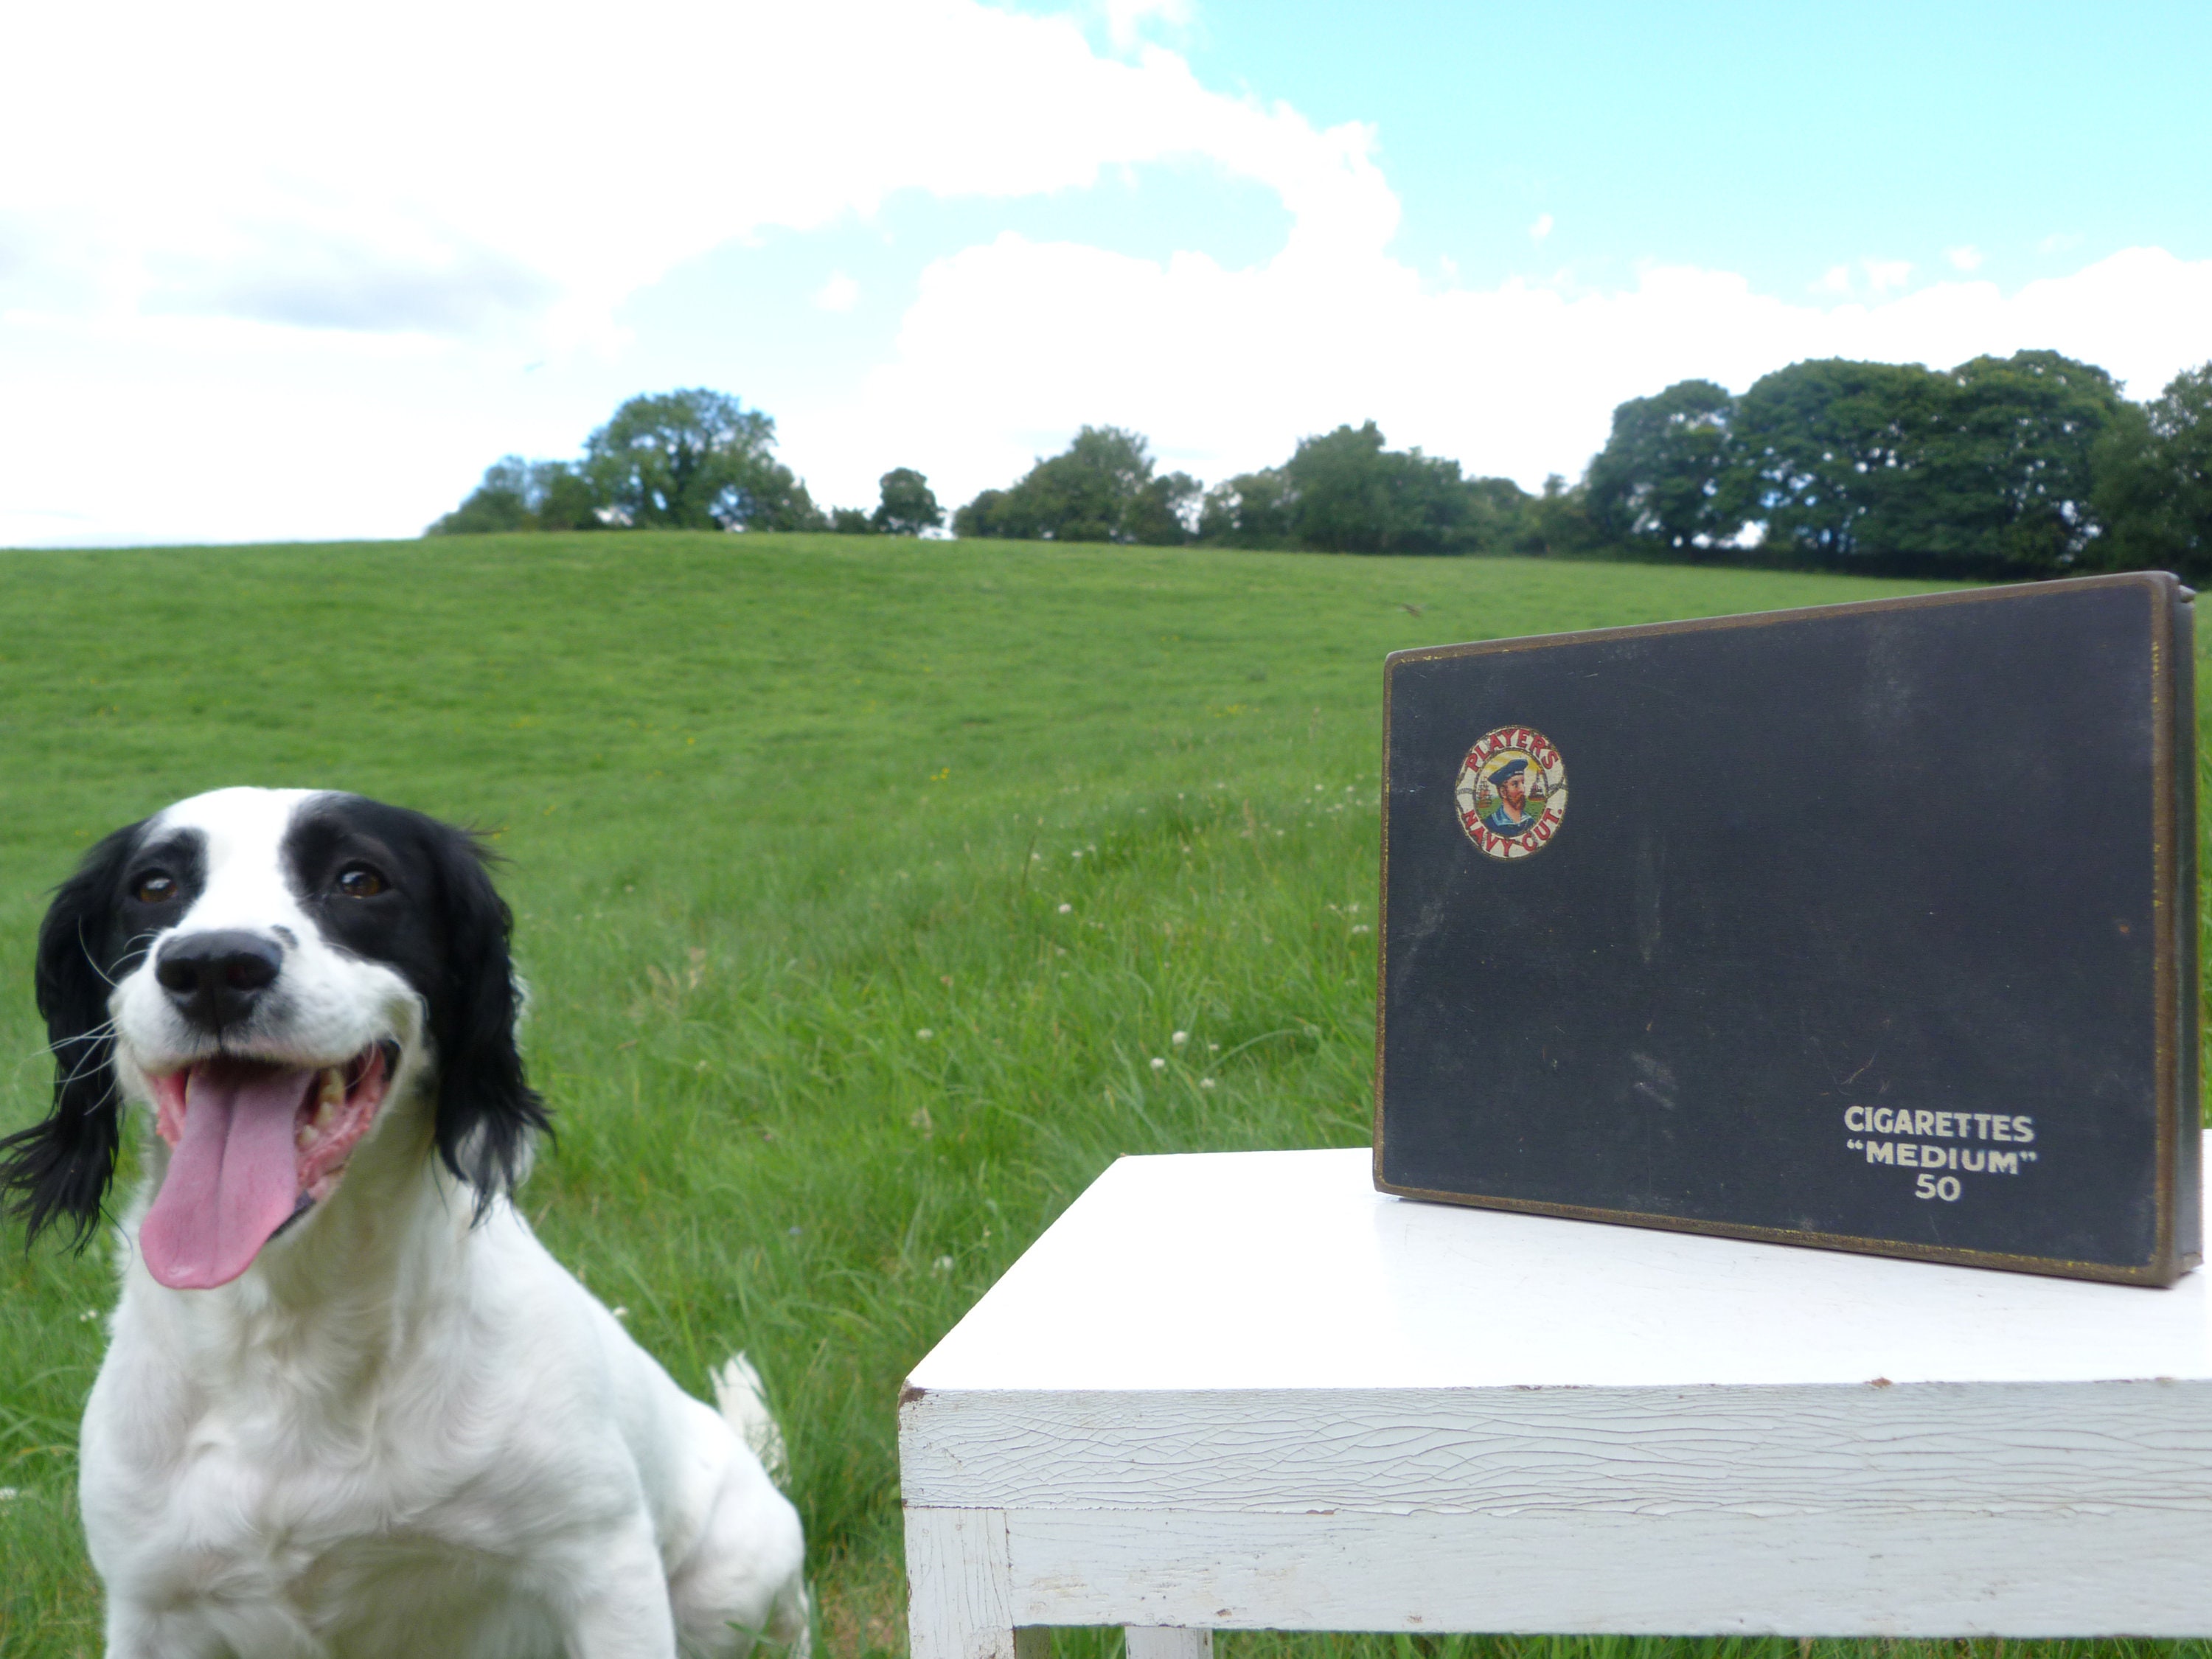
0;534;2199;1658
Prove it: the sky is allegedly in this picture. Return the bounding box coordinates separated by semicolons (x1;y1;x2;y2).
1;0;2207;547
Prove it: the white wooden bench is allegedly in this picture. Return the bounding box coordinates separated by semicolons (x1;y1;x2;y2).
900;1138;2212;1658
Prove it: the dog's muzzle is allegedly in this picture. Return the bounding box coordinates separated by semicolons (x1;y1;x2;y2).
153;930;285;1031
139;1041;397;1290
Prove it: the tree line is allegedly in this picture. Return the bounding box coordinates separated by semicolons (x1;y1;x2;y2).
950;352;2211;580
428;389;944;538
953;422;1549;557
430;353;2210;580
1578;352;2212;580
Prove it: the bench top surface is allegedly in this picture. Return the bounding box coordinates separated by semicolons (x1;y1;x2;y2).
907;1139;2212;1394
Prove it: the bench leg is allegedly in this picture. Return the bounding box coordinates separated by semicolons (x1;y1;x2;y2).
908;1506;1053;1659
1126;1630;1213;1659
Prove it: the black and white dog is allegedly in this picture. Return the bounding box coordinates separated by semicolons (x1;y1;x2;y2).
1;787;807;1658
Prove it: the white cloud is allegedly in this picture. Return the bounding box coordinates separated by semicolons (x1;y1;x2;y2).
1;0;2209;545
1103;0;1192;52
815;273;862;313
1528;213;1554;243
1862;258;1914;294
0;0;1394;542
1947;245;1984;273
0;0;1390;352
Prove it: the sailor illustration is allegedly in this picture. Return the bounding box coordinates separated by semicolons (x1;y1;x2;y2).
1481;757;1545;835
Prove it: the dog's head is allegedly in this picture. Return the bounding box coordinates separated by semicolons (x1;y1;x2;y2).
1;787;548;1287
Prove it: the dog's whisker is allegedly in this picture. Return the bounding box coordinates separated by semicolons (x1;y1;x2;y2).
79;924;136;990
55;1048;118;1090
79;926;162;992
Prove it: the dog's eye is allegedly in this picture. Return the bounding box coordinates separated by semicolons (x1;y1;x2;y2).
336;866;388;898
131;872;178;905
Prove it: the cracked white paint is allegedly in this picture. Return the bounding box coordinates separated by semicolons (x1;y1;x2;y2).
907;1507;1019;1659
903;1381;2212;1517
997;1507;2212;1635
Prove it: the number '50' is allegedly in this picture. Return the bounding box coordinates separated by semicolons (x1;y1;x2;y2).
1916;1172;1962;1202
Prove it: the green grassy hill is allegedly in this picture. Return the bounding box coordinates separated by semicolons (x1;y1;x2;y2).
0;534;2197;1659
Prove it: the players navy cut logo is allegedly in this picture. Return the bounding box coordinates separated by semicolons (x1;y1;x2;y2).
1455;726;1567;860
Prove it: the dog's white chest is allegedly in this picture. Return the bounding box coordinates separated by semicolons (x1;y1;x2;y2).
85;1364;559;1649
79;1221;806;1658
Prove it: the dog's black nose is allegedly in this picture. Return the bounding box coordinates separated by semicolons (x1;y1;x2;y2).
153;931;284;1028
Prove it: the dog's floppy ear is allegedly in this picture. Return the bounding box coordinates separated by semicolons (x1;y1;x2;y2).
1;821;143;1248
423;822;551;1214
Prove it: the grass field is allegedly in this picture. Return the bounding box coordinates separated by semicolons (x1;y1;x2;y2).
0;532;2202;1659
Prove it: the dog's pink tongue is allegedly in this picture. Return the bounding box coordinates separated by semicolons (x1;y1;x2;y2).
140;1064;309;1290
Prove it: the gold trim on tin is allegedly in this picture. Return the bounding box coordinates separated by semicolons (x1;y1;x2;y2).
2150;586;2175;1278
1372;571;2196;1287
2173;587;2202;1269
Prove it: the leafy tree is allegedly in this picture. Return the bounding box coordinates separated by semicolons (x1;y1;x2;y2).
1585;379;1736;555
1197;468;1295;548
582;389;821;531
1908;351;2126;574
1124;470;1201;546
1531;474;1605;557
535;466;602;531
950;490;1009;539
2093;361;2212;578
1717;352;2130;574
425;387;825;538
953;427;1190;544
1032;425;1155;543
1720;359;1947;564
872;467;944;536
1194;431;1533;554
1281;422;1412;552
1470;476;1545;556
830;507;874;535
427;456;601;535
428;457;531;535
1279;422;1526;554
